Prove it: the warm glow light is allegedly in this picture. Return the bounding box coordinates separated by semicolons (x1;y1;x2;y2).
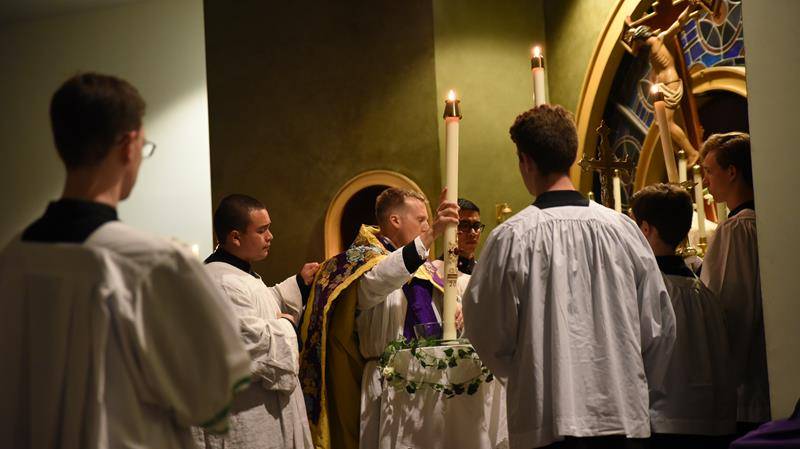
447;89;456;102
650;84;659;94
533;46;542;58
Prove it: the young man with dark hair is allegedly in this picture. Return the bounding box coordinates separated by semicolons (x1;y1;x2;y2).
197;193;317;449
699;132;769;429
0;73;250;448
463;104;675;449
630;183;736;449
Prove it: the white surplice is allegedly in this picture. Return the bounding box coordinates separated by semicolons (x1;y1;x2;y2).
700;208;769;423
463;202;676;449
356;237;445;447
196;262;313;449
650;272;736;435
0;222;251;449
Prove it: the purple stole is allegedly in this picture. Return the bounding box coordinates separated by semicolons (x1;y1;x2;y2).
376;235;443;340
402;279;441;340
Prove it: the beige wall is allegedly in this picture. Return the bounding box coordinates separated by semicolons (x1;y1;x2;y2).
0;0;214;255
203;1;441;280
433;0;546;245
742;0;800;419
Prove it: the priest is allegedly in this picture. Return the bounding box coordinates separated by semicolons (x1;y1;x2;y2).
195;194;317;449
0;73;251;449
630;183;736;448
463;105;676;449
699;132;769;431
298;187;459;449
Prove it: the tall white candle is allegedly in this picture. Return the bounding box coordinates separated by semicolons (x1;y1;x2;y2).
693;165;707;239
612;169;622;213
531;46;546;106
442;89;460;341
651;85;680;183
716;201;728;222
678;150;687;183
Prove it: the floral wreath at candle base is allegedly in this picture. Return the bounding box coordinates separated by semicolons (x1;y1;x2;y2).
378;337;495;398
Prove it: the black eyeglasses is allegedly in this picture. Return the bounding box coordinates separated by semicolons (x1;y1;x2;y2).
142;140;157;159
457;221;485;233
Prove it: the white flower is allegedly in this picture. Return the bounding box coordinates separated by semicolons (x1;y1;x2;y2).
382;366;395;378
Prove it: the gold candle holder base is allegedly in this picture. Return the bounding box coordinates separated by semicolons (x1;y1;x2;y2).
696;237;708;257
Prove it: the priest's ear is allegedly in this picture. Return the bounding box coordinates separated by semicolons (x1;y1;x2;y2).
387;213;402;230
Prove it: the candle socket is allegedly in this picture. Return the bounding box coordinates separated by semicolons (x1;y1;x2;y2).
531;56;545;69
443;99;462;119
696;237;708;257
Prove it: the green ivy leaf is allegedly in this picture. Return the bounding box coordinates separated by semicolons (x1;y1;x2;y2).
444;348;454;357
467;382;480;395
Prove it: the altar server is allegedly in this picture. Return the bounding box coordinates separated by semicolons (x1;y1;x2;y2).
630;183;736;448
699;132;769;429
195;194;317;449
0;72;250;449
463;105;675;449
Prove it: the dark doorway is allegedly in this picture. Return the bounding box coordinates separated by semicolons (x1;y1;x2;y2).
697;91;750;138
340;185;389;249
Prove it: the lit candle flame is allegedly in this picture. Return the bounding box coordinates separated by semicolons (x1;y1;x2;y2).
447;90;456;102
650;84;659;95
533;46;542;58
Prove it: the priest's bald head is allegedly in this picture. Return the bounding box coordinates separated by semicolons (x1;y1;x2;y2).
50;73;151;204
375;187;430;248
214;194;273;263
509;104;578;196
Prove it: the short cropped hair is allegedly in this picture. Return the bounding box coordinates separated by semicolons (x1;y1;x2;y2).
458;198;480;213
213;194;266;243
375;187;427;226
701;132;753;188
509;105;578;176
629;183;693;249
50;72;146;169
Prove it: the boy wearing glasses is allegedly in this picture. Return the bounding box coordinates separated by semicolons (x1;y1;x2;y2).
0;73;250;448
